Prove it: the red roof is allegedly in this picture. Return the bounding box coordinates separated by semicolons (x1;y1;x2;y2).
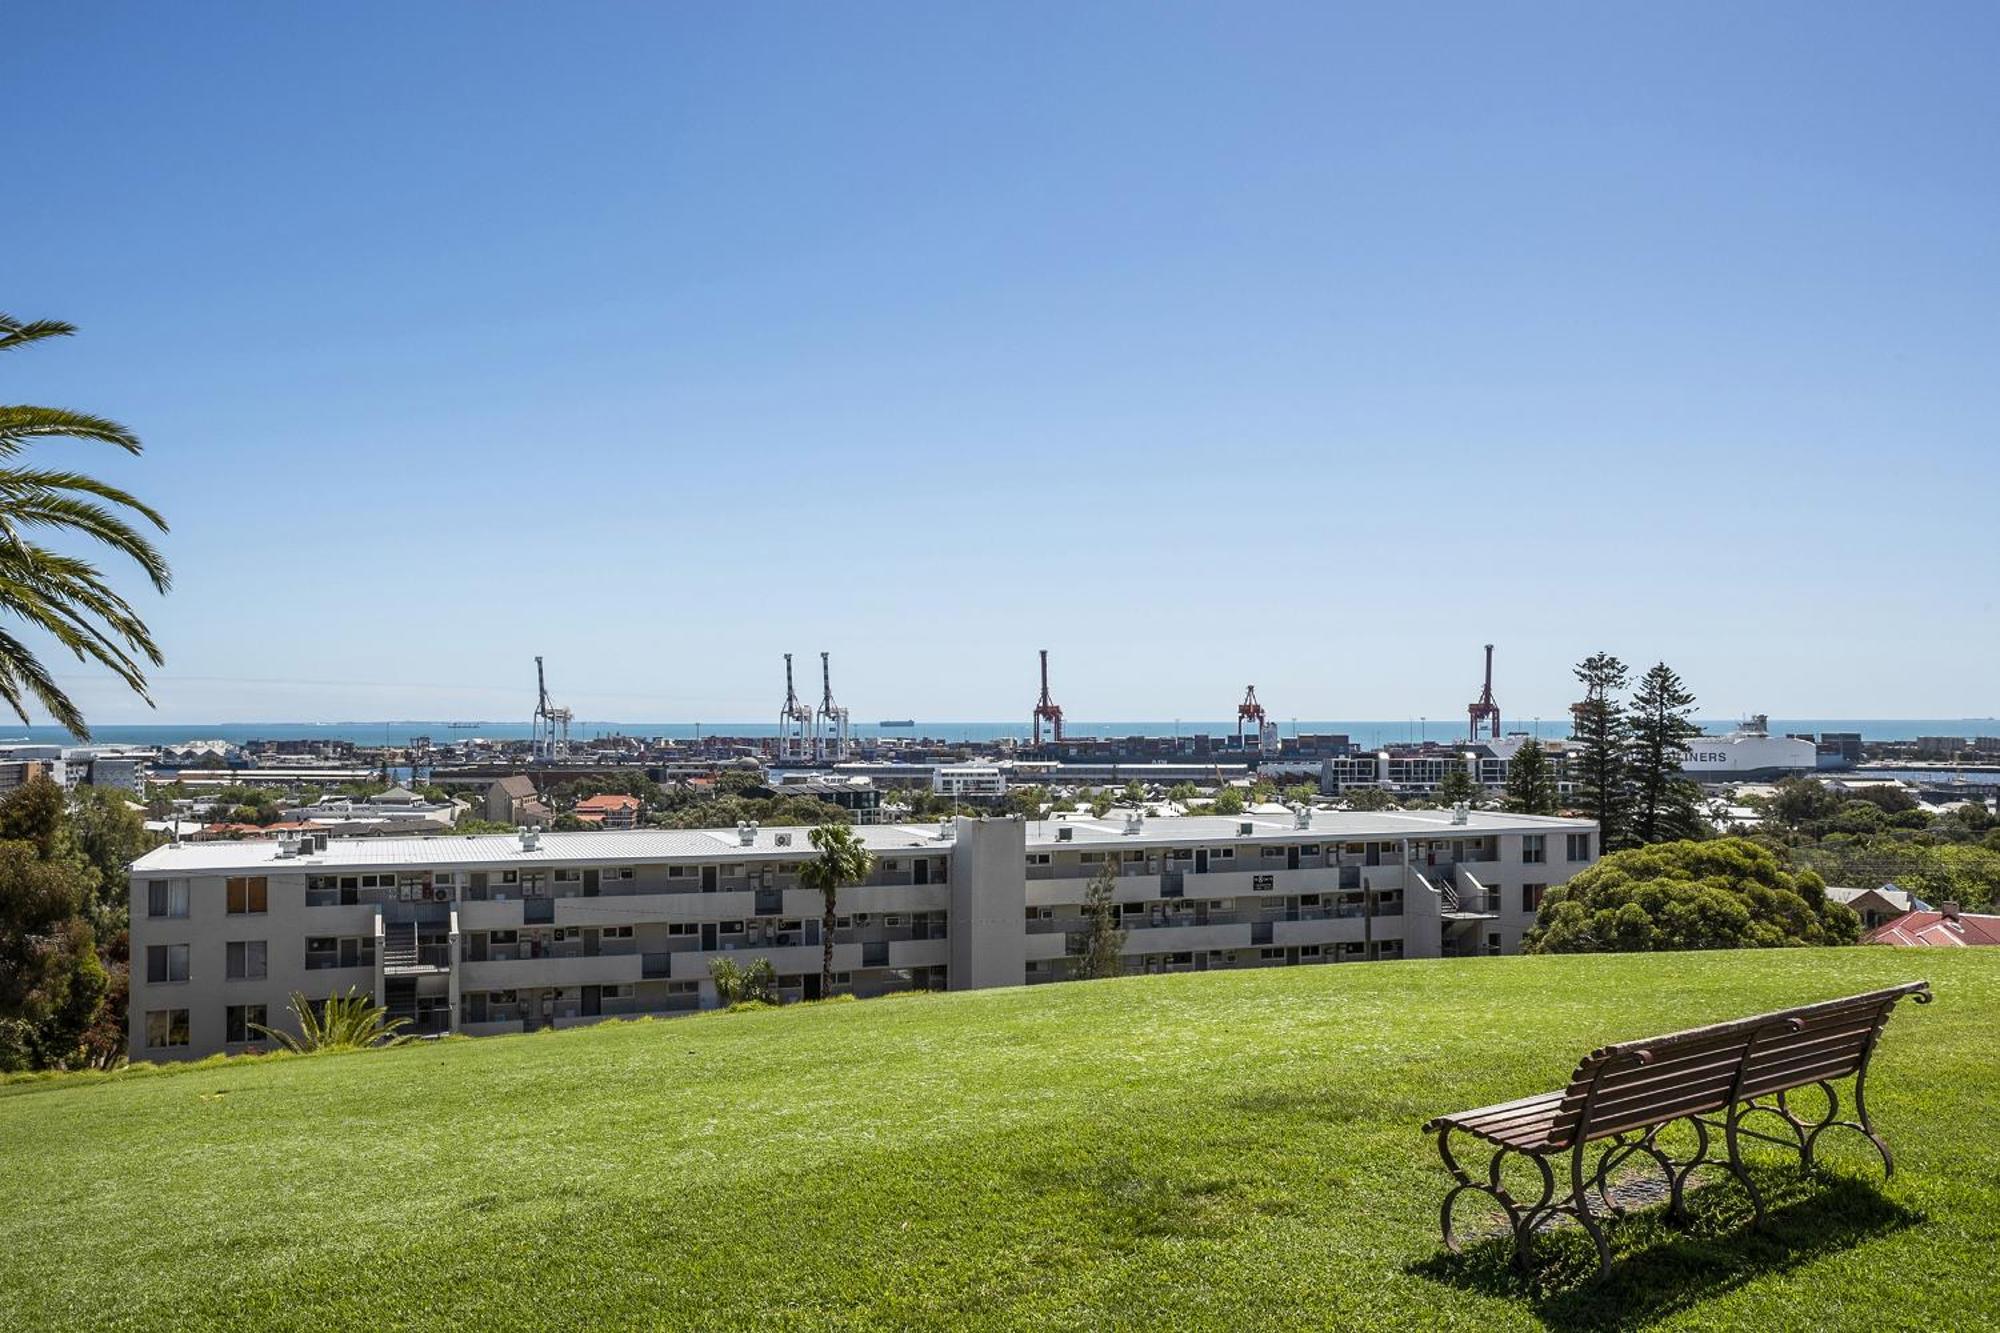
574;794;640;813
1863;910;2000;948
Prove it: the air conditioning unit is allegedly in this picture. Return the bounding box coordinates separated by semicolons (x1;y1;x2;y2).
1056;826;1073;842
1238;821;1254;835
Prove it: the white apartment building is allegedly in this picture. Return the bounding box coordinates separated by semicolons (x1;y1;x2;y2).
126;808;1599;1061
933;764;1006;798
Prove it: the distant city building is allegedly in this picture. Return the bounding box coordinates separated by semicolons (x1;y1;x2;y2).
572;793;641;829
484;775;554;827
933;764;1005;799
1862;902;2000;947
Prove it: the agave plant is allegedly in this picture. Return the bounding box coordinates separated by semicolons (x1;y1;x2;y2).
0;313;170;738
251;988;411;1053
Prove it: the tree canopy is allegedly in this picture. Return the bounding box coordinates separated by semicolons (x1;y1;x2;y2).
1526;837;1860;954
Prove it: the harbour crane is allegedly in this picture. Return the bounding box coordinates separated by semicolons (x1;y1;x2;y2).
532;656;573;762
814;651;851;763
1032;649;1065;745
1466;643;1501;741
1236;685;1267;747
777;652;815;762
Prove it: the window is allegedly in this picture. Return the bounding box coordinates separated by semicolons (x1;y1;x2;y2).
434;872;456;887
225;1003;267;1044
666;981;698;995
1301;945;1322;958
226;876;268;914
1027;853;1051;865
146;1009;190;1048
490;930;518;945
501;870;519;885
1120;902;1144;916
1522;884;1546;913
667;923;697;937
1260;948;1285;960
147;880;189;918
720;921;744;934
667;866;690;878
1521;835;1546;865
602;925;634;939
612;867;635;880
1567;833;1592;862
145;943;190;984
602;984;633;1000
555;868;580;883
226;940;268;980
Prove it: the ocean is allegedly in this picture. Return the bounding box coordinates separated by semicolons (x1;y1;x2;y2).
15;718;2000;748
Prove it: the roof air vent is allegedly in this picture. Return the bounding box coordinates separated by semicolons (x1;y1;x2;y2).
1295;806;1312;830
1056;825;1073;842
737;820;759;847
520;825;542;851
1450;802;1469;826
1123;811;1144;835
1238;821;1254;836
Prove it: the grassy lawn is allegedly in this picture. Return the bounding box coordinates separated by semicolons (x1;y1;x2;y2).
3;948;1994;1331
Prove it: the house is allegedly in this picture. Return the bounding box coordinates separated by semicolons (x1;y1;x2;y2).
572;793;641;829
1863;903;2000;947
1825;885;1925;931
484;775;553;827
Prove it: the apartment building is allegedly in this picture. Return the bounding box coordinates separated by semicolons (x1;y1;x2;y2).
126;807;1598;1061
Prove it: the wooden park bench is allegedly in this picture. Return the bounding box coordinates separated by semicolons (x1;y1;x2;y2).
1421;980;1933;1278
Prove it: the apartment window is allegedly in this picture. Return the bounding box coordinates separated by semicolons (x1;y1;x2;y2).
225;1003;267;1044
602;925;634;939
555;868;580;883
501;870;519;885
602;984;634;1000
720;921;744;935
1521;835;1546;865
666;981;698;995
1301;945;1322;958
145;943;190;984
226;939;268;980
434;873;456;887
1027;854;1051;865
1567;833;1592;862
1122;851;1144;863
521;872;547;896
667;923;697;937
1260;948;1285;960
226;876;269;914
1522;884;1546;913
490;930;518;945
612;867;635;880
1120;902;1144;916
667;866;690;878
147;880;189;918
145;1009;190;1048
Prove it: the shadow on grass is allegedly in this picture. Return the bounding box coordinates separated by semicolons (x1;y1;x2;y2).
1406;1167;1924;1332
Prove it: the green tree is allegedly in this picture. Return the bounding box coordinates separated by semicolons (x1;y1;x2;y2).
0;777;106;1070
1088;790;1114;819
1628;662;1707;845
1072;858;1125;980
1341;785;1396;812
1283;783;1319;807
1572;652;1632;849
797;823;875;1000
1764;777;1843;831
0;314;172;738
1210;786;1246;816
1006;785;1049;820
68;786;161;930
1503;738;1559;815
1121;779;1147;807
709;956;778;1006
1167;782;1198;804
1525;837;1859;953
1249;778;1278;806
1434;766;1479;807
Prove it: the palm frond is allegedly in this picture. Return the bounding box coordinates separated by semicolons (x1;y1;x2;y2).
250;989;412;1053
0;467;171;531
0;491;171;591
0;316;77;353
0;406;142;458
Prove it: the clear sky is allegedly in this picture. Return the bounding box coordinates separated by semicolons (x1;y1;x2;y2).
7;3;1997;727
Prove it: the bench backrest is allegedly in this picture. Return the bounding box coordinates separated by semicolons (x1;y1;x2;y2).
1540;981;1930;1149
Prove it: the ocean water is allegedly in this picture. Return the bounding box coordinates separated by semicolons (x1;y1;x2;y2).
13;718;2000;748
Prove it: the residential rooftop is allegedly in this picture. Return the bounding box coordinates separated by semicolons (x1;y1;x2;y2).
131;808;1592;875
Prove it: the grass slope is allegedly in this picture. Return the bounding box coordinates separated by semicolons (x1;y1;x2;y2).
3;949;1995;1331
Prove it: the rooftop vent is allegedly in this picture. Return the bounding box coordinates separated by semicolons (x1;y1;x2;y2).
935;819;955;842
737;820;759;846
1056;825;1073;842
1123;811;1144;835
1238;821;1254;836
1295;806;1313;830
520;825;542;851
1450;802;1469;826
312;833;329;853
274;832;301;858
774;832;793;848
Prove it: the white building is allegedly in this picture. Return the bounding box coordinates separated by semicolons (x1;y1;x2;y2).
933;764;1006;798
126;808;1599;1061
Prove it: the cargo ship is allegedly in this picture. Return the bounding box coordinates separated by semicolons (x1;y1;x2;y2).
1681;715;1818;781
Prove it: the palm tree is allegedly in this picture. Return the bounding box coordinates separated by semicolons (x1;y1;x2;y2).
796;823;875;1000
0;314;170;738
250;988;411;1053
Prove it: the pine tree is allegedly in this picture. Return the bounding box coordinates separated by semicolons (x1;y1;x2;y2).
1074;858;1125;980
1628;661;1708;844
1503;737;1559;815
1572;652;1632;849
1434;765;1479;808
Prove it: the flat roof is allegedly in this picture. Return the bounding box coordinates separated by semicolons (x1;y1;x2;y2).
131;808;1593;875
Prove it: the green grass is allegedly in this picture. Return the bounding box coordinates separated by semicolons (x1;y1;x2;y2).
4;949;1995;1331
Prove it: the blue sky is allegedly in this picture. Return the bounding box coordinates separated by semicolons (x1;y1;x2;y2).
7;3;1997;726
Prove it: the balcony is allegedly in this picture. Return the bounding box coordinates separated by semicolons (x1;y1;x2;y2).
460;954;643;990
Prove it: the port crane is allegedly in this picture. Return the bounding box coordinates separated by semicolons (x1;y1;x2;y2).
814;651;851;763
532;655;573;762
1032;649;1065;745
777;653;815;762
1236;685;1266;747
1466;643;1501;741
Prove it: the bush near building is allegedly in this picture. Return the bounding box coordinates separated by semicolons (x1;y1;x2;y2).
1527;837;1860;953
